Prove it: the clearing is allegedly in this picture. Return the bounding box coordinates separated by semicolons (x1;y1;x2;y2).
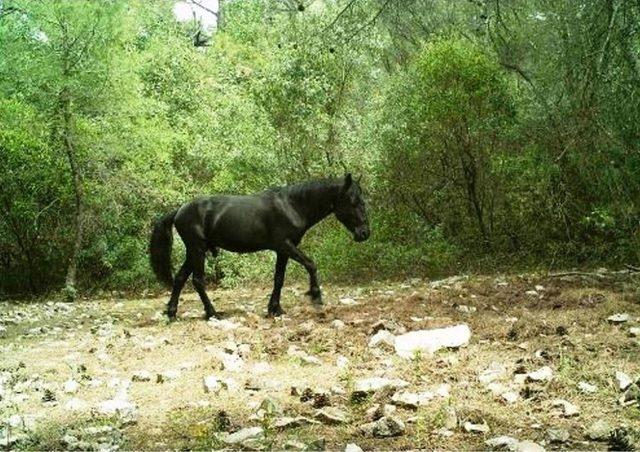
1;270;639;450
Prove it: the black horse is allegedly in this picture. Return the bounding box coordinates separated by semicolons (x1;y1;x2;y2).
149;174;370;319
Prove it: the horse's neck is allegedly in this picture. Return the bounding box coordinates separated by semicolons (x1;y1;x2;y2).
289;182;339;230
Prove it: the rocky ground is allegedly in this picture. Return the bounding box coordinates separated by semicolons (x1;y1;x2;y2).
1;270;639;451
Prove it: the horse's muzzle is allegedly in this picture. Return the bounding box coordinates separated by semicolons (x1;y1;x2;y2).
354;226;370;242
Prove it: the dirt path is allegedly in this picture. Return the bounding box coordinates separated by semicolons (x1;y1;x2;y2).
1;272;639;450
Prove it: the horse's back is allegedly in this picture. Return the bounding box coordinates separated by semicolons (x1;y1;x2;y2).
174;194;281;253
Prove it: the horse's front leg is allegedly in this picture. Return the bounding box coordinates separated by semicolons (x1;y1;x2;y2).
281;240;322;306
267;253;288;317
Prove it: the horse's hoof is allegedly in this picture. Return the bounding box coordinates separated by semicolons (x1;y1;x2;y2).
267;307;285;318
205;311;220;320
311;295;323;307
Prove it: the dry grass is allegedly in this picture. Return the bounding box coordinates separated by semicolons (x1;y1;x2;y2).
1;273;639;450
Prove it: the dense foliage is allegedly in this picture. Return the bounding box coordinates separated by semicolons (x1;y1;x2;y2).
1;0;638;296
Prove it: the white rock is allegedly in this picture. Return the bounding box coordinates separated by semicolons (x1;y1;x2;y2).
526;366;553;382
96;398;137;417
607;313;629;324
368;330;396;350
203;375;223;393
464;421;490;433
344;443;363;452
429;275;468;289
208;318;240;331
156;370;181;383
501;391;519;404
64;398;87;411
220;426;263;445
252;362;272;374
132;371;152;382
301;355;322;366
219;353;244;372
552;399;579;417
391;391;435;408
514;441;545;452
479;362;507;384
535;285;545;292
63;379;79;394
331;320;346;330
339;297;358;305
577;381;597;394
525;290;538;296
615;371;632;391
485;436;519;450
629;327;640;337
314;407;349;424
394;324;471;358
353;377;410;395
336;356;349;369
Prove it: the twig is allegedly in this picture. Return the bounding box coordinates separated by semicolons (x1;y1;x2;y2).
344;0;392;44
548;271;608;279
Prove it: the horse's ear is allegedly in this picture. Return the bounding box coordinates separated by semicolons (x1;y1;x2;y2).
343;173;353;192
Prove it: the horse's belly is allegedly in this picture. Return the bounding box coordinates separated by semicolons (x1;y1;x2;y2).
207;207;271;253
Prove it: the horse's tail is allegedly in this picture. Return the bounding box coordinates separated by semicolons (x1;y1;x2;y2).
149;209;178;288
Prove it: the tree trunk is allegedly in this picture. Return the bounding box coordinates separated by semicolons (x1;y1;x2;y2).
60;88;83;301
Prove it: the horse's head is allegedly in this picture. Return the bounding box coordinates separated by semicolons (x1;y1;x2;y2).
334;173;370;242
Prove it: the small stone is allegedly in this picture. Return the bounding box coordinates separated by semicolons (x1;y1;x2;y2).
586;419;612;440
366;403;396;421
203;375;223;393
525;290;538;296
443;406;458;429
479;362;507;384
629;327;640;337
352;377;410;398
63;379;79;394
314;407;348;424
219;353;244;372
577;381;597;394
220;426;264;445
526;366;553;382
359;416;405;437
208;318;240;331
331;320;346;330
96;398;137;418
535;285;545;292
64;398;87;411
547;427;570;443
620;383;640;405
132;371;152;382
301;355;322;366
514;441;545;452
284;440;306;450
485;435;519;449
615;371;632;390
394;324;471;358
607;313;629;324
552;399;579;417
336;356;349;369
339;297;358;305
273;416;318;430
464;421;490;434
156;370;180;383
368;330;396;350
391;390;435;408
344;444;363;452
501;391;519;404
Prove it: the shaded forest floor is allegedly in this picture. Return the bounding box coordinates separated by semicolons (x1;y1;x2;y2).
1;271;639;450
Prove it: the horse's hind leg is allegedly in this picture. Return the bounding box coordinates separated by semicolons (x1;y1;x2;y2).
190;247;218;320
166;260;193;320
